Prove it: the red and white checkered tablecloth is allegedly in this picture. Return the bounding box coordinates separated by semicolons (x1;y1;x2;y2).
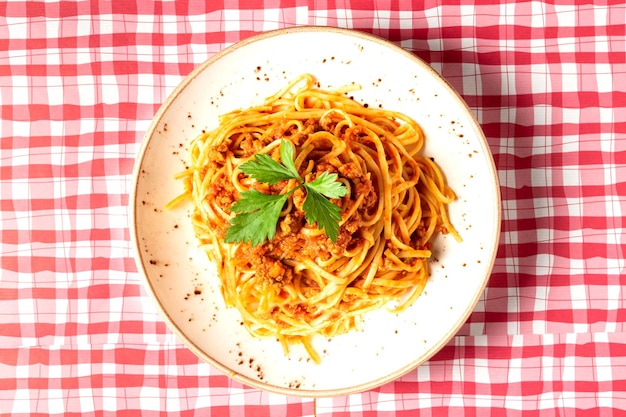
1;0;625;415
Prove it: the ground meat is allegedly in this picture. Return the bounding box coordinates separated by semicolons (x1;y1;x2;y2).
207;172;237;211
284;303;316;319
238;133;265;157
315;161;338;175
240;247;293;286
356;179;377;211
207;147;226;167
279;212;304;235
291;187;306;211
338;162;361;179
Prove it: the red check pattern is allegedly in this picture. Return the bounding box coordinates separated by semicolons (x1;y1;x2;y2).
1;1;625;415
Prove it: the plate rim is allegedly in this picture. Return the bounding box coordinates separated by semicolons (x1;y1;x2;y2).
128;25;502;397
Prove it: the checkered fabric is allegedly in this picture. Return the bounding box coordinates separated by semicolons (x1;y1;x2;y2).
1;0;625;415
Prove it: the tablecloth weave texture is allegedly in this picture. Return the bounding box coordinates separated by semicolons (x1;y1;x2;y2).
1;1;625;416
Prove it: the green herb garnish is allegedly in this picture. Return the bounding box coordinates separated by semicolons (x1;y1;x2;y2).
224;139;348;246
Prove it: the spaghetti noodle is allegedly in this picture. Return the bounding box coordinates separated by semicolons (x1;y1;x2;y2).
170;74;461;363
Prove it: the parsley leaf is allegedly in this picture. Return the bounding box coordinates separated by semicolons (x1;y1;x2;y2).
239;154;296;185
305;171;348;199
302;186;344;243
225;139;348;246
224;191;291;246
229;189;287;214
279;139;301;179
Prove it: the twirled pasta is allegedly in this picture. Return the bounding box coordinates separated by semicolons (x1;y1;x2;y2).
169;74;461;362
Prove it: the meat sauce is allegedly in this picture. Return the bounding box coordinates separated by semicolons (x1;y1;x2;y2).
206;119;378;287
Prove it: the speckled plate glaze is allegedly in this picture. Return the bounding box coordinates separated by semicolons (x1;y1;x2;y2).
129;27;501;396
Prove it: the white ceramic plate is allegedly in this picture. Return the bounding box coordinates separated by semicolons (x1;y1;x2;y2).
129;27;500;396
